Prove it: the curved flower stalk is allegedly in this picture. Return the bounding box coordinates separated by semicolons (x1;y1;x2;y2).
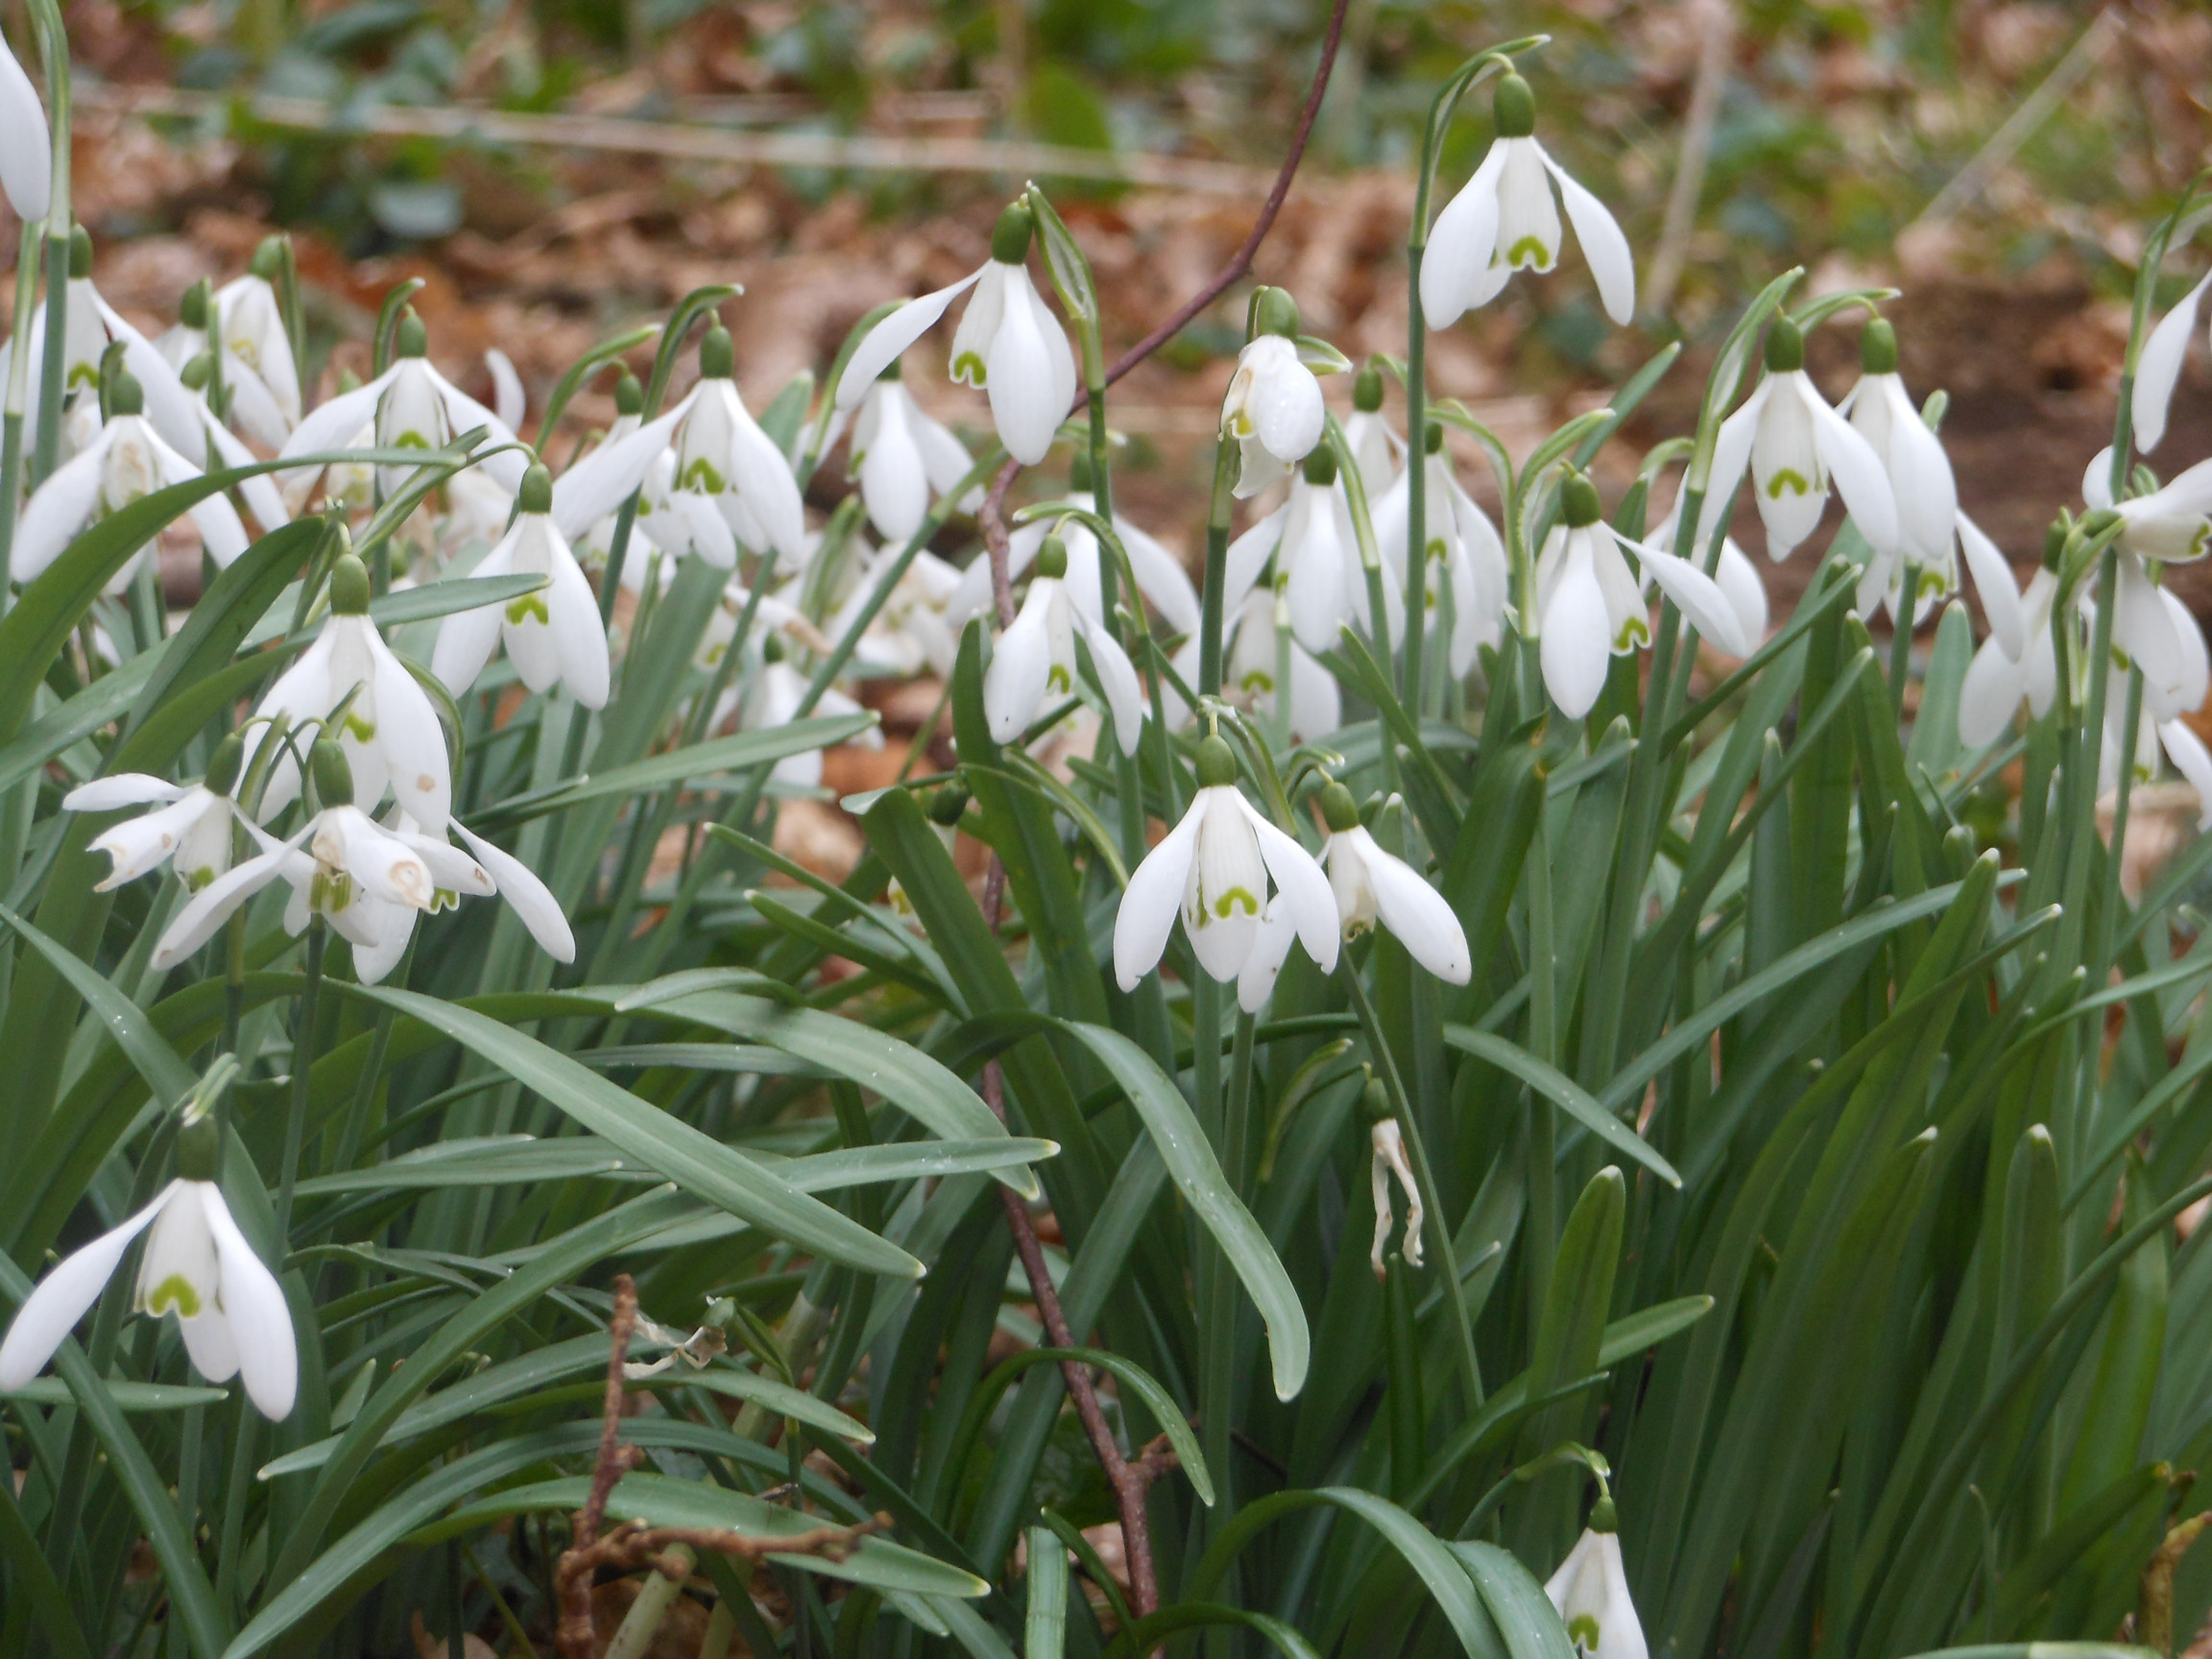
1341;363;1401;495
834;203;1075;467
433;464;611;709
1371;424;1509;676
950;509;1201;642
1548;1503;1648;1659
1238;781;1470;1012
846;362;980;543
1420;72;1635;329
1839;318;1960;628
278;308;528;499
1536;475;1749;720
0;22;50;224
2133;268;2211;455
1360;1077;1425;1277
1113;733;1338;992
1222;290;1326;499
245;553;453;830
66;734;246;893
12;368;249;589
0;1107;296;1419
982;531;1144;755
1696;316;1899;564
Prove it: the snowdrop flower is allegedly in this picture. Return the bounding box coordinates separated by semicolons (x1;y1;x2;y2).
1223;589;1342;743
161;250;302;449
278;308;528;500
847;362;980;543
1840;319;1960;626
0;28;50;223
433;464;610;709
1697;317;1899;564
245;553;452;830
1360;1079;1425;1278
741;636;880;789
1371;424;1509;676
1957;527;2061;750
1536;475;1749;720
12;370;249;589
1548;1506;1647;1659
1221;290;1325;499
2083;446;2212;565
152;740;437;979
1647;487;1768;649
2133;269;2212;455
1421;72;1635;329
0;228;206;464
0;1109;296;1419
983;532;1144;756
343;809;575;983
66;735;246;893
834;203;1075;467
830;546;965;679
639;323;808;570
169;351;293;537
1221;451;1402;662
1341;364;1400;495
1113;733;1339;990
951;509;1201;642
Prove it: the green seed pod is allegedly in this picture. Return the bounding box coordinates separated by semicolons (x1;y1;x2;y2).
67;224;91;278
204;733;246;797
1035;533;1069;580
613;370;643;416
928;780;973;826
328;553;373;616
175;1111;221;1182
1764;317;1806;373
1860;317;1898;375
310;737;354;807
1254;287;1301;341
1302;446;1338;487
1319;781;1361;832
518;463;554;517
1354;364;1384;413
700;324;734;380
991;203;1034;266
1194;733;1238;789
1589;1494;1619;1534
1560;474;1603;529
395;308;428;360
1494;72;1536;138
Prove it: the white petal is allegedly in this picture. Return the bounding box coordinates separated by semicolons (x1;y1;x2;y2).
280;370;397;472
1077;613;1145;756
0;31;51;224
2116;555;2188;716
177;1306;240;1383
1541;536;1613;719
550;406;685;541
1957;514;2024;661
1715;541;1768;644
14;438;110;582
2162;720;2212;830
483;348;525;432
0;1188;171;1391
1238;794;1339;975
1248;345;1325;469
722;396;806;565
1287;642;1340;741
202;411;291;533
1541;145;1636;325
347;901;415;984
545;538;611;709
984;586;1055;744
151;437;251;567
858;387;931;544
1880;379;1958;564
1223;504;1289;618
2082;446;2117;513
1356;830;1471;984
2159;585;2210;714
1420;144;1506;328
453;820;576;963
2135;272;2212;455
1958;637;2026;748
220;360;293;451
1236;897;1299;1014
985;273;1073;467
366;638;451;830
1694;380;1769;556
1595;1533;1649;1659
152;840;297;967
1114;799;1202;990
65;774;186;811
1805;376;1899;555
835;271;984;410
200;1186;296;1419
87;793;214;889
1625;535;1750;657
1118;517;1202;637
97;303;210;467
430;536;514;697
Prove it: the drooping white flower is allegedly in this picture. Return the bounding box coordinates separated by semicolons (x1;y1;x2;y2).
244;553;452;830
335;809;574;984
646;325;808;570
834;202;1076;467
0;1110;297;1419
2133;269;2212;455
1697;317;1900;564
1537;476;1749;720
12;372;249;591
157;258;301;448
1958;561;2061;750
740;643;879;789
1113;733;1339;991
433;464;611;709
1839;319;1960;627
951;509;1201;644
1165;589;1340;747
0;27;50;223
1548;1522;1647;1659
277;307;528;501
846;366;980;544
830;546;965;680
1421;72;1635;329
65;737;247;893
982;531;1144;756
173;349;293;536
1371;430;1509;676
2083;445;2212;564
1221;293;1326;500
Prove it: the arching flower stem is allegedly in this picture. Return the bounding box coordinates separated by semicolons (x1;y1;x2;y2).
273;917;325;1245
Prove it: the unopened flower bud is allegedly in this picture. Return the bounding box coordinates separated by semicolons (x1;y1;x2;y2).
395;308;427;360
1860;317;1897;374
518;463;553;517
1319;781;1361;833
1561;474;1603;529
1354;364;1384;413
700;324;734;380
328;554;372;616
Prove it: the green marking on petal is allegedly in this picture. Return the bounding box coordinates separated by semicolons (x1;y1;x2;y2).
1505;236;1552;269
393;430;431;450
1227;411;1255;439
1427;539;1448;563
431;887;460;913
1615;616;1650;651
950;351;987;387
1213;886;1262;920
1239;670;1275;695
1047;665;1071;693
505;594;551;626
145;1275;203;1317
1766;469;1813;499
343;712;376;742
1569;1615;1600;1653
677;459;726;493
183;866;217;892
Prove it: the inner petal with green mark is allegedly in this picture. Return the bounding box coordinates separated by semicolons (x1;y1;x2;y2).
343;712;377;742
1238;670;1275;695
1568;1615;1600;1653
1765;469;1813;499
1505;235;1552;269
677;459;726;493
1047;665;1071;693
1212;887;1262;920
505;594;551;626
144;1275;203;1317
950;351;987;386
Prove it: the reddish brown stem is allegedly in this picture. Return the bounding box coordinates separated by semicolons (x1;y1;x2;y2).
559;1275;643;1659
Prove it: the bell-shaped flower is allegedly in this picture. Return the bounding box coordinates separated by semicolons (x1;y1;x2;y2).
1371;427;1509;676
1113;733;1339;990
13;370;249;590
1839;319;1960;625
0;1112;295;1419
245;552;453;830
160;256;301;448
951;509;1200;642
1421;73;1635;329
1647;486;1768;649
1537;476;1749;719
1222;452;1404;664
1958;557;2062;750
1166;589;1340;747
1359;1080;1425;1278
1548;1516;1647;1659
2133;269;2212;455
834;203;1075;468
1221;291;1325;499
983;532;1144;756
433;464;611;709
830;546;965;679
2083;446;2212;564
0;28;50;223
1698;317;1899;563
336;808;574;984
66;735;248;893
278;307;528;501
739;637;878;789
639;324;808;570
846;363;980;543
1342;364;1400;494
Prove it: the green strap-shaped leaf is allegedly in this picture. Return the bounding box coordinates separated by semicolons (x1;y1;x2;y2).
1025;1524;1070;1659
0;899;197;1108
984;1345;1212;1506
477;714;878;827
1106;1605;1323;1659
1452;1540;1577;1659
1445;1028;1679;1188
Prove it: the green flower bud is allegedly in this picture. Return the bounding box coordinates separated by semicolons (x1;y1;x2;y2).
1354;364;1384;413
1561;474;1603;529
700;323;734;380
1494;72;1536;139
67;224;91;278
518;463;554;517
175;1111;221;1182
927;781;973;826
1194;733;1238;789
395;308;427;360
1319;781;1361;832
1254;287;1301;341
328;553;372;616
1036;533;1069;579
614;370;643;416
1302;447;1338;487
1860;317;1898;375
991;203;1034;266
204;733;246;797
1764;317;1805;373
310;737;353;807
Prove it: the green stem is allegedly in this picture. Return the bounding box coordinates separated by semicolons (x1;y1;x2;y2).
26;0;67;485
1405;245;1429;710
0;223;39;588
1198;441;1237;696
1201;1010;1257;1529
32;228;64;485
275;920;325;1243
